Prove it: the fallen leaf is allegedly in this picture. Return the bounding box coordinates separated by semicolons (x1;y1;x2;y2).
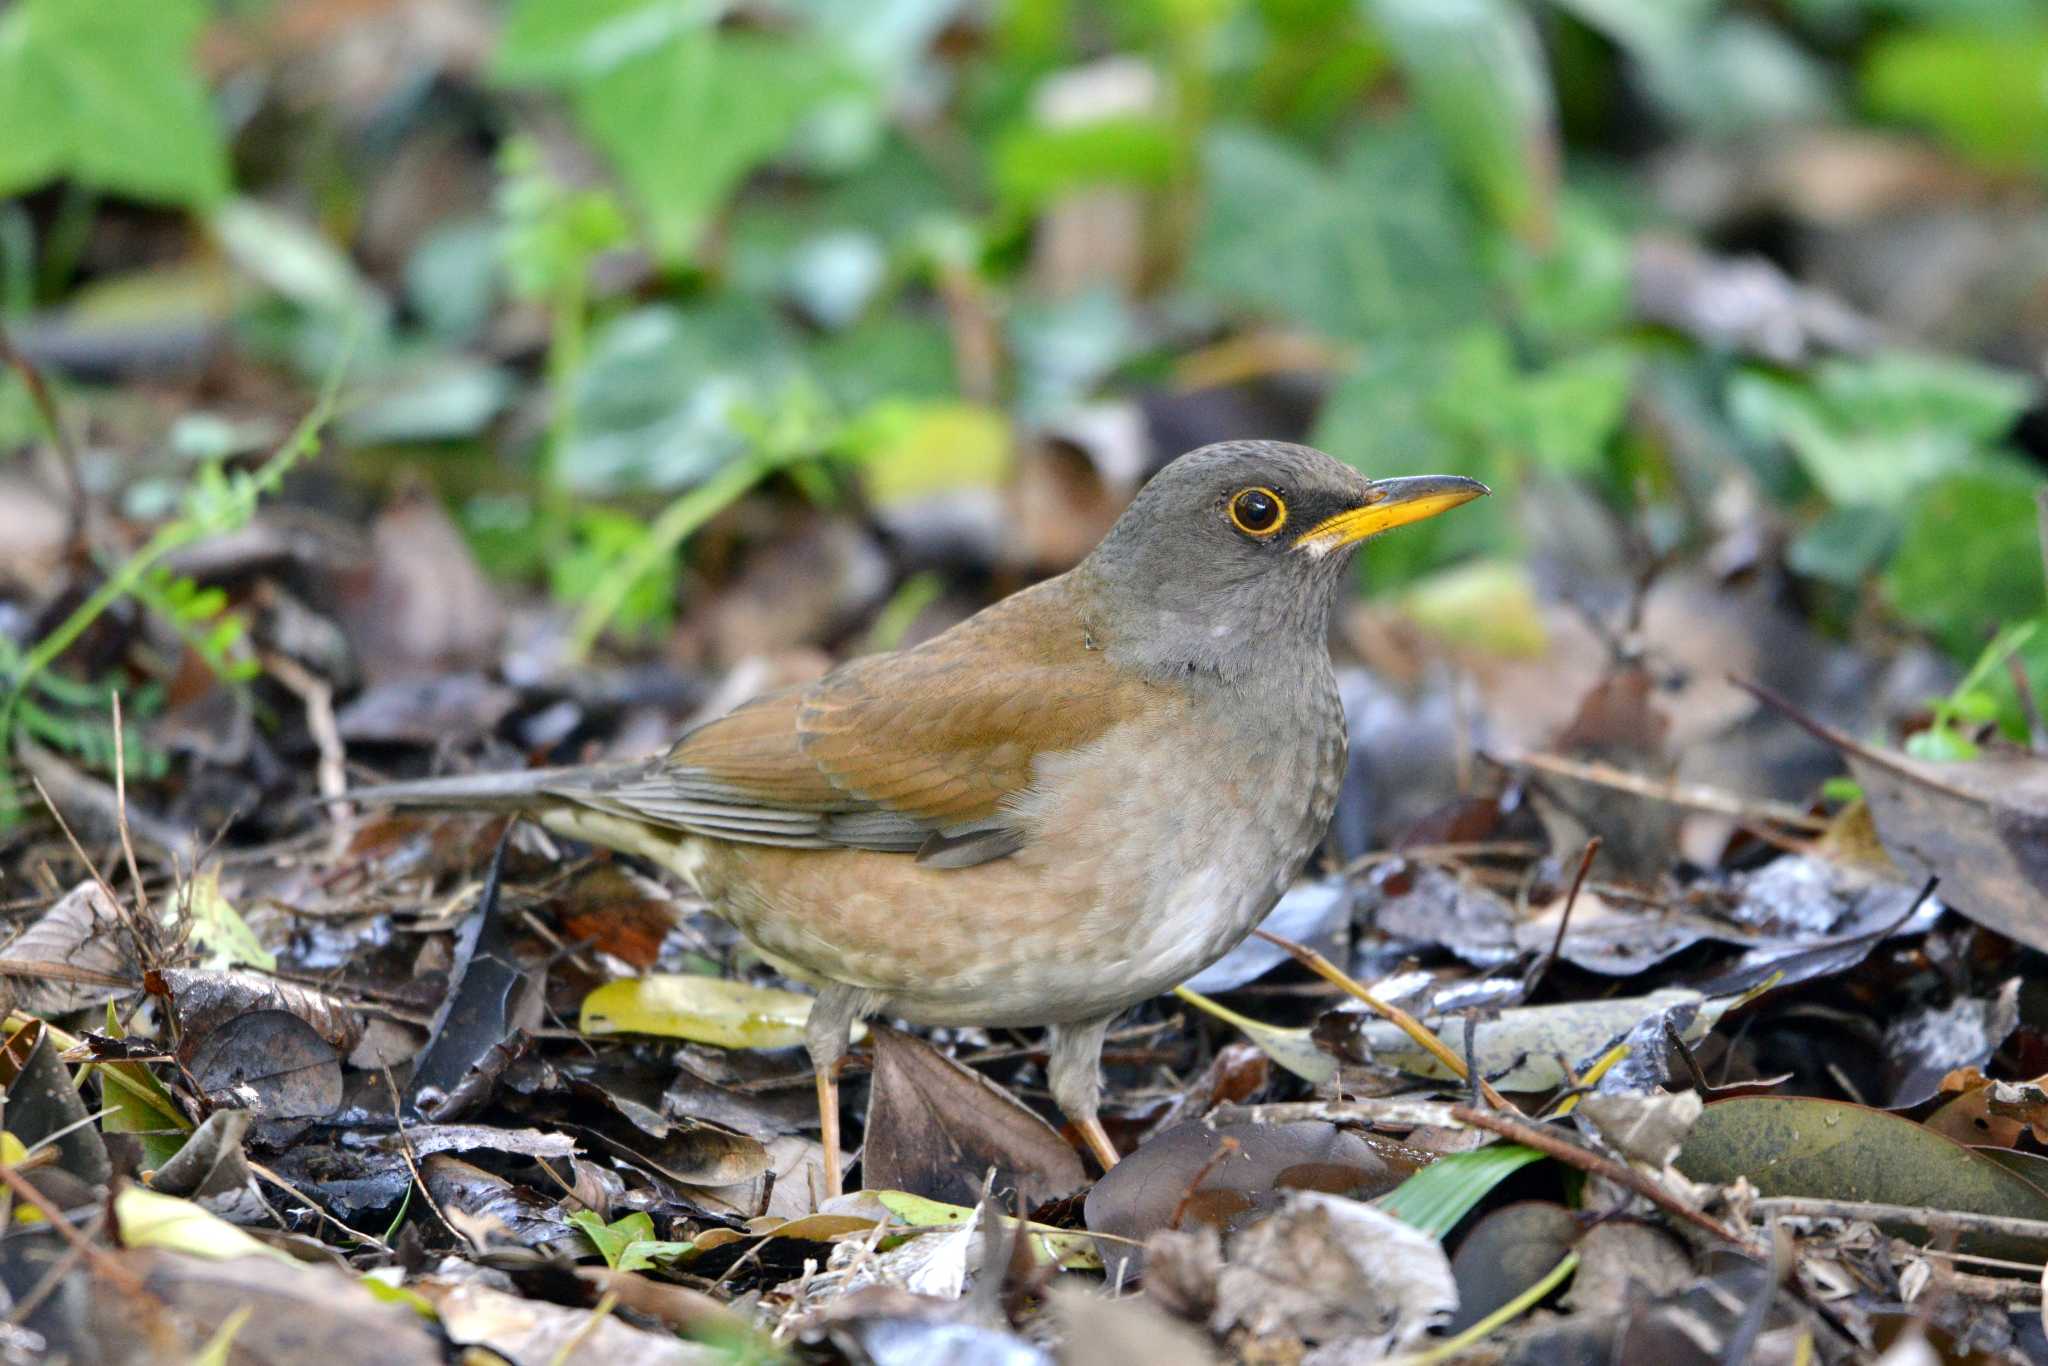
1;882;133;1013
1212;1191;1456;1350
1050;1280;1218;1366
1677;1094;2048;1259
126;1249;443;1365
0;1021;111;1185
862;1023;1086;1207
1085;1117;1428;1280
115;1188;295;1264
581;974;847;1050
1317;987;1730;1092
1378;1142;1546;1238
1446;1201;1580;1334
1745;682;2048;953
427;1278;727;1365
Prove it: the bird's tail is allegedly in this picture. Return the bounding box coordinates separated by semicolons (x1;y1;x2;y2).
349;763;637;813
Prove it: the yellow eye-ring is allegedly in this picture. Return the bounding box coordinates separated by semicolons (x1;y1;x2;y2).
1228;486;1287;537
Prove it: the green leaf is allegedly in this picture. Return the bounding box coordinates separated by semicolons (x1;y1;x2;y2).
1678;1095;2048;1260
1366;0;1556;242
95;1005;194;1171
1864;23;2048;171
1191;119;1486;343
562;301;804;494
0;0;228;208
1885;468;2047;656
843;400;1013;505
494;0;706;85
1379;1143;1546;1239
1436;332;1634;476
993;115;1181;210
116;1187;296;1264
183;866;275;972
546;508;681;639
567;1210;694;1271
1729;352;2034;509
569;29;863;263
1787;505;1900;587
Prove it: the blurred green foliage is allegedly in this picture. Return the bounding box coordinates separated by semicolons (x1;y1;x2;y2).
2;0;2047;741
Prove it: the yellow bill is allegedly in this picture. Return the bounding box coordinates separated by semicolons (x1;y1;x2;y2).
1293;474;1490;558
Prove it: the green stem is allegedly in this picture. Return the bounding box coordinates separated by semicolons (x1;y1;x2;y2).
539;272;588;558
0;349;347;777
564;453;778;665
1391;1250;1579;1366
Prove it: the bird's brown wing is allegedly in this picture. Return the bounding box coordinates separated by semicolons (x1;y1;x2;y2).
559;580;1150;864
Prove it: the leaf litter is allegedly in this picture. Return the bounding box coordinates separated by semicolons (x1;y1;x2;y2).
5;7;2048;1364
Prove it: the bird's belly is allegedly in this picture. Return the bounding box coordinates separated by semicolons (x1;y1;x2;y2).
685;696;1338;1028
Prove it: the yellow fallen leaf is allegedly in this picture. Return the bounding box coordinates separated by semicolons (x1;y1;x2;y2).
579;974;865;1050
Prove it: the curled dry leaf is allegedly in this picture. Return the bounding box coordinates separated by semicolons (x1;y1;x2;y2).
160;968;364;1057
1;880;135;1013
1212;1191;1456;1351
1560;1219;1697;1317
1747;683;2048;954
1575;1090;1705;1167
1084;1117;1429;1281
149;1110;266;1224
421;1154;584;1257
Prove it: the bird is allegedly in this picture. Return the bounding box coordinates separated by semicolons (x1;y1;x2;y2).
356;440;1487;1197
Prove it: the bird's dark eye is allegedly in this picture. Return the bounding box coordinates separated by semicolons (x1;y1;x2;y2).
1228;486;1286;538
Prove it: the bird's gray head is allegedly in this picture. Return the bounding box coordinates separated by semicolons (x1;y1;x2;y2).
1076;440;1487;680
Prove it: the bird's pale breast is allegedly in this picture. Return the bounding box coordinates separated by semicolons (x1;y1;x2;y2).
686;661;1347;1026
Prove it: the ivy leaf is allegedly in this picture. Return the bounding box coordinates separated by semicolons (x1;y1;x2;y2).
1192;119;1486;344
558;28;862;264
1886;468;2047;656
0;0;228;208
1367;0;1557;243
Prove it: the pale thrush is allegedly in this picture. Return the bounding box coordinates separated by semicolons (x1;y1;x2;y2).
361;440;1488;1195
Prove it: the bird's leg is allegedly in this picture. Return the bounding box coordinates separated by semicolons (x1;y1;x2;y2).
1047;1014;1121;1172
805;981;864;1201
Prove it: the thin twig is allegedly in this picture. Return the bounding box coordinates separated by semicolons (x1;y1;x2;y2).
1446;1103;1756;1251
548;1289;619;1366
0;316;84;544
1252;929;1520;1113
248;1159;394;1254
1166;1136;1239;1231
1498;751;1826;831
28;775;152;974
1524;836;1600;998
262;650;351;834
380;1070;458;1245
110;692;149;919
1751;1197;2048;1247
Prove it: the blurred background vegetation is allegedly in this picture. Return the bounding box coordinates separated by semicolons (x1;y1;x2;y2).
3;0;2048;816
